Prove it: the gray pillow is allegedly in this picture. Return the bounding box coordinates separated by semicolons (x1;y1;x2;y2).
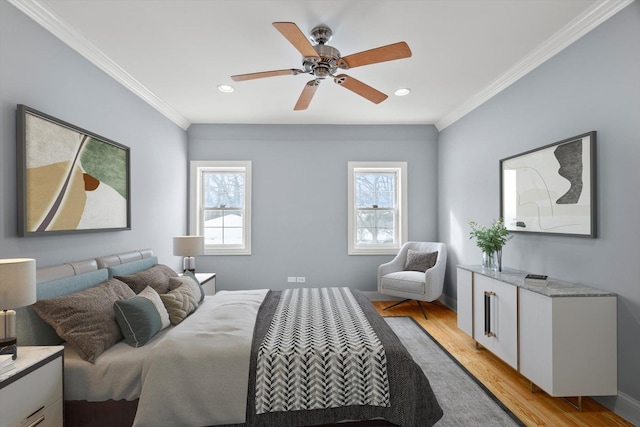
33;278;135;363
107;256;158;277
114;286;170;348
404;249;438;272
183;270;206;298
16;269;109;347
115;264;178;294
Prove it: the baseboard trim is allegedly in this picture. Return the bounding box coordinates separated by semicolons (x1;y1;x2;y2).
595;392;640;426
438;293;456;311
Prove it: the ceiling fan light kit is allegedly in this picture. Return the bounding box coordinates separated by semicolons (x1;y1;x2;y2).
231;22;412;110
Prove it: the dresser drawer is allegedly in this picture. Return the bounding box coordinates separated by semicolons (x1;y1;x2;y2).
0;357;62;427
8;398;62;427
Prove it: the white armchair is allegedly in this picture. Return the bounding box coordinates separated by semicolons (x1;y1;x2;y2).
377;241;447;319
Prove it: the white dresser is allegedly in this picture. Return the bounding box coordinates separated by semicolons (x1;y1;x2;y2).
457;266;617;406
0;346;64;427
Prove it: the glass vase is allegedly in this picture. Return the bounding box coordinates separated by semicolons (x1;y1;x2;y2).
482;251;497;271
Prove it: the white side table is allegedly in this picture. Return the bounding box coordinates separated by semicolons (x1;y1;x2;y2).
195;273;216;295
0;346;64;427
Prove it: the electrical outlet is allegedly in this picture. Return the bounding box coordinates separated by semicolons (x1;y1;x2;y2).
287;277;297;283
296;277;306;283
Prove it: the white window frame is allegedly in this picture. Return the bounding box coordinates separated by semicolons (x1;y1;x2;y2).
189;160;251;255
348;161;407;255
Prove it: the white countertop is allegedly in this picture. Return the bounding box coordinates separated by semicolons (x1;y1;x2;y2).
0;346;64;384
458;265;616;298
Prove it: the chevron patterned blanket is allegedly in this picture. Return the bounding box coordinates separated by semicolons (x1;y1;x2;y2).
255;287;390;413
225;288;444;427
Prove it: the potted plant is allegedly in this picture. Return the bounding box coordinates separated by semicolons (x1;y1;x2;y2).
469;218;512;271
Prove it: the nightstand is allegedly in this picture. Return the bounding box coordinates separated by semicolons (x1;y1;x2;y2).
195;273;216;295
0;346;64;427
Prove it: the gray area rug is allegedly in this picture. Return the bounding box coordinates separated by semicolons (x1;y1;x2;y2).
385;317;525;426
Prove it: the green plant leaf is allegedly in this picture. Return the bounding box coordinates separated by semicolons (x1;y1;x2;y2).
469;218;512;254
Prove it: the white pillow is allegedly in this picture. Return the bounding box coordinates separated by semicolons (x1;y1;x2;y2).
139;286;171;329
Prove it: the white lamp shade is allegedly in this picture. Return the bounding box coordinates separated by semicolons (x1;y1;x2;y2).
173;236;204;256
0;258;37;310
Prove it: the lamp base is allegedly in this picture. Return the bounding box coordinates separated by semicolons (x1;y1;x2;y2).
0;337;17;360
183;256;196;273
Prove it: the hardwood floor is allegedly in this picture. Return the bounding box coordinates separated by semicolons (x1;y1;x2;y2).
373;300;632;427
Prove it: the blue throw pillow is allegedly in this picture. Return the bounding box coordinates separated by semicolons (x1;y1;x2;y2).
114;286;170;348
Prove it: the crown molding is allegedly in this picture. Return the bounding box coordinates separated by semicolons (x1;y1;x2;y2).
9;0;633;132
435;0;635;131
8;0;192;130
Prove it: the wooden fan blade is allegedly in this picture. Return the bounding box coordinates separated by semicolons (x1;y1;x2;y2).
334;74;388;104
294;80;319;110
273;22;319;58
231;69;301;82
340;41;412;69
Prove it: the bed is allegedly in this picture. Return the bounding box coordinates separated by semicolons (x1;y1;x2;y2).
15;249;443;427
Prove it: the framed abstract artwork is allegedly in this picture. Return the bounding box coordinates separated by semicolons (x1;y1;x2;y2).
500;131;596;237
16;105;131;236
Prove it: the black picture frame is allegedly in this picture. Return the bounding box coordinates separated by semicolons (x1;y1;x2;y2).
16;104;131;236
500;131;597;237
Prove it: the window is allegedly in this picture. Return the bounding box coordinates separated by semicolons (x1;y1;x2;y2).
190;161;251;255
348;161;407;255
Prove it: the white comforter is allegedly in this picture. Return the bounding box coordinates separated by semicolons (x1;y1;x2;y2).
132;289;268;427
64;327;171;401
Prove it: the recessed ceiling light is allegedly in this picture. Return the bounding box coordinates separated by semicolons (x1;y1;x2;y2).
394;88;411;97
218;84;234;93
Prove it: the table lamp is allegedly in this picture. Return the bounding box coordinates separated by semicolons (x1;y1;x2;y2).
173;236;204;273
0;258;36;360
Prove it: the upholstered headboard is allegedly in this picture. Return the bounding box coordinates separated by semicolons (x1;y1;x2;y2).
95;248;154;270
35;258;99;284
34;249;154;284
16;249;155;346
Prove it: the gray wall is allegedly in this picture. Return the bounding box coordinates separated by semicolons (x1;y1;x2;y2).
4;0;638;422
0;2;188;269
188;124;439;292
437;2;640;421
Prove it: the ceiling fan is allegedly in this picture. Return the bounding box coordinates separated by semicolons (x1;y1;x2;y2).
231;22;412;110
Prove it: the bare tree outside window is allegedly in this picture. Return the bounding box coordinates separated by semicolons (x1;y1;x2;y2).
348;162;406;255
355;173;396;244
203;172;245;245
190;161;252;255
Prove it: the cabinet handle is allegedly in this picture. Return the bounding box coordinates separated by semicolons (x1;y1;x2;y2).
484;291;490;336
484;291;496;338
26;415;46;427
23;406;45;423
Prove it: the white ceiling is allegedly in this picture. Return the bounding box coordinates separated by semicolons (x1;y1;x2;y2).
10;0;633;130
